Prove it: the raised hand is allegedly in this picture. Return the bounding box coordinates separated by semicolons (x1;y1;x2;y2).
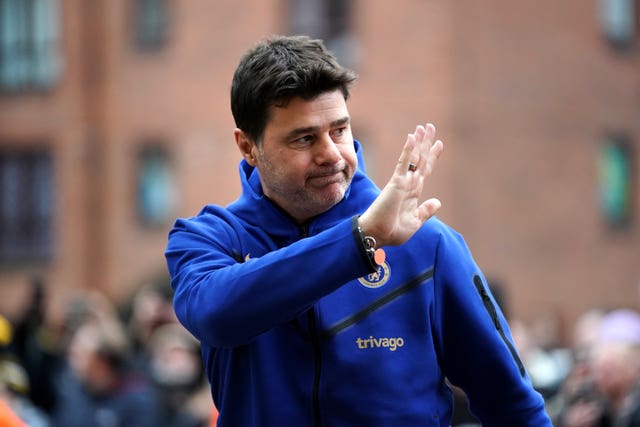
358;123;443;248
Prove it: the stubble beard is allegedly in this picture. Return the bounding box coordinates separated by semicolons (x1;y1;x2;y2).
258;152;352;221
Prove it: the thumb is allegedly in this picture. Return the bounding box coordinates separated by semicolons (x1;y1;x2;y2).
418;198;442;223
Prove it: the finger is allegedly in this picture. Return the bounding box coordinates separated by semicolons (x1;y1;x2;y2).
423;122;436;150
425;123;436;137
417;198;442;222
412;124;434;172
406;125;424;170
399;123;438;176
405;124;430;174
395;133;417;175
422;123;436;149
423;139;444;177
413;124;426;144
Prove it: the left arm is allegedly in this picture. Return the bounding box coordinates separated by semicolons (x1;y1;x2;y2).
431;227;552;426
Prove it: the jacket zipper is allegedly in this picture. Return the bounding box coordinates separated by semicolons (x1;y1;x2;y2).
322;268;434;339
308;308;323;427
298;222;320;425
473;275;526;376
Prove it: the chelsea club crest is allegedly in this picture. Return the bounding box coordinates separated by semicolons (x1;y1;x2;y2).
358;261;391;289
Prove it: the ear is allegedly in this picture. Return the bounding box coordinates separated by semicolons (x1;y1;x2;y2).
234;129;258;166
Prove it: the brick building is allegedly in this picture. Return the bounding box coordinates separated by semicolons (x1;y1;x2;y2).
0;0;638;342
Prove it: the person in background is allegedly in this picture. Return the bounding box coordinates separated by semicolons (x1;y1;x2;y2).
511;311;572;401
8;276;60;414
123;278;177;372
590;309;640;426
0;314;50;427
553;307;640;427
0;359;50;427
165;34;552;426
147;322;215;427
51;293;160;427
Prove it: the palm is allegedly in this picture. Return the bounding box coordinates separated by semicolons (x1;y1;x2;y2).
359;124;443;247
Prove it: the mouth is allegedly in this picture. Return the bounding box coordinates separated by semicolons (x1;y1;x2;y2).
307;170;344;187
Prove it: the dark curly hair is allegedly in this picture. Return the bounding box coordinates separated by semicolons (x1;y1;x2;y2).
230;35;357;144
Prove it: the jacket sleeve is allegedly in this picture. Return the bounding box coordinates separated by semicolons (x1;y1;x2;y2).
165;213;373;349
431;226;552;427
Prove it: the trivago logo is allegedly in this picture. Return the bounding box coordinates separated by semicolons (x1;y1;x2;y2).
355;336;405;351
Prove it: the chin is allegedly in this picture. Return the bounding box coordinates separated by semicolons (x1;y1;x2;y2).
322;191;347;210
303;183;347;214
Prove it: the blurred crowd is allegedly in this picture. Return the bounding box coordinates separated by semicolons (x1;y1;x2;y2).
543;307;640;426
452;293;640;427
0;275;218;427
2;274;640;427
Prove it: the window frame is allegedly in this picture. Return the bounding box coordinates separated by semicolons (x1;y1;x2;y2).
0;146;54;266
135;142;176;229
598;134;636;231
598;0;640;49
0;0;62;93
132;0;170;52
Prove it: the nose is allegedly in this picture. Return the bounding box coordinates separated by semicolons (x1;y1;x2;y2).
313;134;342;165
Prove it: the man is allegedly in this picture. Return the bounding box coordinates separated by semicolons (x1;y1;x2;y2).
165;35;552;426
590;309;640;426
52;304;160;427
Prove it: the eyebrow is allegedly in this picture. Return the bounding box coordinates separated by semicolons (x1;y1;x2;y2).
284;116;350;140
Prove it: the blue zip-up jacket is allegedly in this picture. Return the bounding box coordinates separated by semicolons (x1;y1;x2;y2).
165;141;552;427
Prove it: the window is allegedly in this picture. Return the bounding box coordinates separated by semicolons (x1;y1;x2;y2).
133;0;169;51
598;0;639;48
289;0;355;66
0;0;62;92
136;145;175;227
0;148;54;264
598;135;635;229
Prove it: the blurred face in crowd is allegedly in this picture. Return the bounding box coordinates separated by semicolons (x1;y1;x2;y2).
590;342;640;401
235;90;357;224
68;324;104;391
149;325;202;388
68;321;128;395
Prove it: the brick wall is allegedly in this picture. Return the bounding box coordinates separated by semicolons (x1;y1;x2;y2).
0;0;637;342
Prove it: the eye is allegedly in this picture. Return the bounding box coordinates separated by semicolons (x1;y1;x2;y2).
331;127;348;139
292;134;315;146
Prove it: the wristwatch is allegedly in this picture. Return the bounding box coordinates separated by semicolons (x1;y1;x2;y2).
352;216;386;270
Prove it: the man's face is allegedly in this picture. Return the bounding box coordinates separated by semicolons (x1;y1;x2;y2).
591;343;640;398
237;90;357;223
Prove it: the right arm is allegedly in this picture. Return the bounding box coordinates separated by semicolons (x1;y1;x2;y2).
166;215;372;348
